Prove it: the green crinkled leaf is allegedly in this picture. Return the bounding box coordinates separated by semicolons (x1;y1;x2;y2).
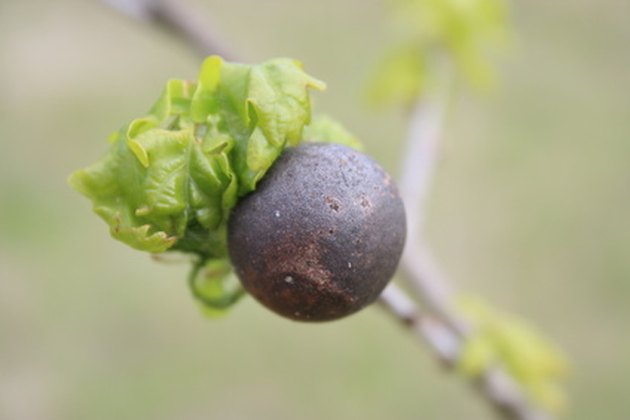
70;131;179;253
304;114;363;151
70;56;367;314
70;56;325;258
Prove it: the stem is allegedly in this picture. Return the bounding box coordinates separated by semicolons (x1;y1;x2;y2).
379;283;547;420
397;87;469;335
395;82;550;420
100;0;238;60
379;284;460;364
188;257;246;309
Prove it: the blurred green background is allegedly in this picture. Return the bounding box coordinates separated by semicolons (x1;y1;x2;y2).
1;0;628;419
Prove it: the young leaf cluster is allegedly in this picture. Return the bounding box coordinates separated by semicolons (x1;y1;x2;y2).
70;57;362;311
368;0;511;105
70;56;325;257
456;296;570;414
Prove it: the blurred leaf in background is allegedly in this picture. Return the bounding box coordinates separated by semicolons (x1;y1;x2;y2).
457;296;570;414
367;0;512;106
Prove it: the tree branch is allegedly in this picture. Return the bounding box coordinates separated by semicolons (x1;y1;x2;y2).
394;87;551;420
380;282;548;420
101;1;551;419
100;0;238;60
379;284;461;364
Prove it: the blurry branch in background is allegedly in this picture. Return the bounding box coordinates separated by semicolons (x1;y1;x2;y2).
102;1;565;419
378;287;545;420
100;0;237;60
373;1;567;419
377;69;550;419
395;81;464;331
382;74;550;420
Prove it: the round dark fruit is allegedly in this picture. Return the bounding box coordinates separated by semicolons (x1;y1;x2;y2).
227;143;406;321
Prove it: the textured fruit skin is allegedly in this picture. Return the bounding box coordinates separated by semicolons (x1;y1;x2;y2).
228;143;406;321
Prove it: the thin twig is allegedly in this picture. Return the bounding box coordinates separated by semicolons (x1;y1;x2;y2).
100;0;238;60
379;284;461;365
397;89;468;334
380;282;546;420
101;1;551;419
396;86;550;420
399;90;449;235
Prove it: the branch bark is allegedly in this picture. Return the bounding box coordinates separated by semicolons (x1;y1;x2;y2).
393;87;550;420
396;91;469;334
100;0;238;60
101;1;552;419
378;284;546;420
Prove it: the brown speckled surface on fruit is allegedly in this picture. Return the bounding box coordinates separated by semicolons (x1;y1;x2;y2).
228;143;406;321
